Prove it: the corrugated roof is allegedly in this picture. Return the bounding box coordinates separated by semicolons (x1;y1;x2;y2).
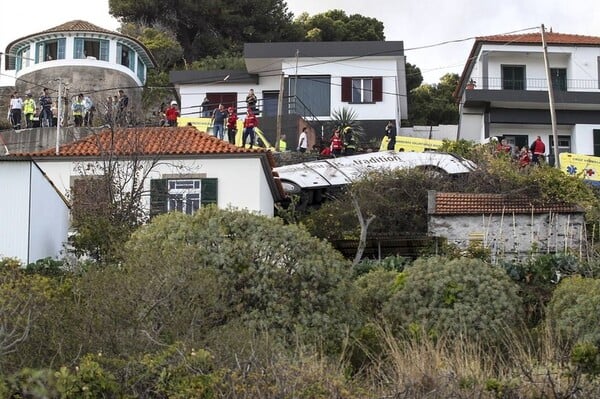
15;127;267;157
432;192;583;215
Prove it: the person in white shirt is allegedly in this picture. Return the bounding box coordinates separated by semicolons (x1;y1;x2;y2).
9;91;23;130
297;126;308;153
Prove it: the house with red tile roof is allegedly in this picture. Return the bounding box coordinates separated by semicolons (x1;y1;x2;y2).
6;126;283;219
428;191;586;259
454;31;600;164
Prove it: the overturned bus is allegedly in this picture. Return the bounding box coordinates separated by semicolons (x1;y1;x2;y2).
274;150;477;205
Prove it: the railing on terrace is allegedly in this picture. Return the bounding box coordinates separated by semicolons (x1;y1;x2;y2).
470;77;599;91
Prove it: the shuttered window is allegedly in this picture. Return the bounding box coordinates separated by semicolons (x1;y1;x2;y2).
150;178;218;217
341;76;382;103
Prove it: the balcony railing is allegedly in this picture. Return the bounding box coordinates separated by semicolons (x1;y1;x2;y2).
471;77;599;91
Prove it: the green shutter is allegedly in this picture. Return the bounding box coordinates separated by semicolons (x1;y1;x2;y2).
201;178;218;206
116;44;122;64
150;179;169;217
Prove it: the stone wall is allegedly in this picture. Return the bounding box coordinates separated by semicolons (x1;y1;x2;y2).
428;212;587;259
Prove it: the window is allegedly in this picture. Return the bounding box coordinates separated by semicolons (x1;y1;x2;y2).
594;130;600;157
341;77;383;103
137;58;146;82
74;38;109;61
150;178;217;217
36;39;66;62
117;43;135;71
550;68;567;91
16;47;31;71
502;65;526;90
285;75;331;117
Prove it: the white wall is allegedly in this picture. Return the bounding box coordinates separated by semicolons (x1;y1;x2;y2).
177;57;403;122
474;44;600;91
28;164;70;262
572;124;600;155
0;161;69;264
0;162;31;262
36;155;276;217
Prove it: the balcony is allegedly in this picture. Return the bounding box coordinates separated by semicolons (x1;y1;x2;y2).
462;77;600;110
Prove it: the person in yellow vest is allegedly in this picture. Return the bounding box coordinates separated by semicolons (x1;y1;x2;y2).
23;92;36;129
71;93;85;127
278;134;287;151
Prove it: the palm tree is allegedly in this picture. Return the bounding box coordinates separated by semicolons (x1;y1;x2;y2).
331;107;363;132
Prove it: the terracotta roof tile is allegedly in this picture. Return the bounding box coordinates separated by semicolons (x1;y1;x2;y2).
40;20;116;35
17;126;268;157
432;192;583;215
477;32;600;46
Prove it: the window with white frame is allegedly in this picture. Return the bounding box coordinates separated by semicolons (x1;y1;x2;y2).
36;39;66;62
352;78;373;103
74;38;109;61
341;76;382;104
167;179;201;215
150;177;218;217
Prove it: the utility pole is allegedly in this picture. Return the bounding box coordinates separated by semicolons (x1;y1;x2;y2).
275;72;284;151
541;24;560;169
55;78;62;155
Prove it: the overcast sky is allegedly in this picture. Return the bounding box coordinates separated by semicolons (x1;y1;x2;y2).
1;0;599;84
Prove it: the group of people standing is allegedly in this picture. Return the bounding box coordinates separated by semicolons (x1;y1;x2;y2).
7;88;99;130
210;104;258;148
495;135;546;167
319;125;358;157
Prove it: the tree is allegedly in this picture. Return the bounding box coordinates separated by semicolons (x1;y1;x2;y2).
383;257;523;344
120;208;357;348
294;10;385;41
407;72;460;126
405;62;423;93
109;0;300;61
547;276;600;346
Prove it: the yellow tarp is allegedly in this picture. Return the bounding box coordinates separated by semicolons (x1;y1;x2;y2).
380;135;444;152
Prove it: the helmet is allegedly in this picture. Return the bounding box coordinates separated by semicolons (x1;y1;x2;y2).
170;100;177;105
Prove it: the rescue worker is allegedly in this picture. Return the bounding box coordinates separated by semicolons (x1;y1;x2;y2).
23;93;36;128
343;126;357;155
71;93;85;127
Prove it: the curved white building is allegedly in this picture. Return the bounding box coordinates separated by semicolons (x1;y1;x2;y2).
2;20;156;111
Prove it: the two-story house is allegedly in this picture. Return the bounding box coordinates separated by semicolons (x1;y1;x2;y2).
455;31;600;162
170;41;408;149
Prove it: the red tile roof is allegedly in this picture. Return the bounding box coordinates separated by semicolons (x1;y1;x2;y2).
40;20;116;35
431;192;583;215
477;31;600;46
454;31;600;98
20;126;267;158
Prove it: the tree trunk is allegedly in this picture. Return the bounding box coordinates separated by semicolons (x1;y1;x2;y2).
351;193;375;267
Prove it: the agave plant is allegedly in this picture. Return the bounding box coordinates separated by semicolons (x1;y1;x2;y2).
330;107;364;137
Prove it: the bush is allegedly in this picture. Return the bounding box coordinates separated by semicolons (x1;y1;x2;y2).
547;276;600;346
383;257;522;344
123;207;357;349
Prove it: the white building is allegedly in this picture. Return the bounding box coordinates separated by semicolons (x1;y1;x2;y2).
170;41;408;147
455;31;600;162
1;20;156;114
8;126;283;218
0;160;69;264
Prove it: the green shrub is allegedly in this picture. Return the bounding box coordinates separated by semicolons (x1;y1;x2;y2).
383;257;522;344
547;276;600;346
